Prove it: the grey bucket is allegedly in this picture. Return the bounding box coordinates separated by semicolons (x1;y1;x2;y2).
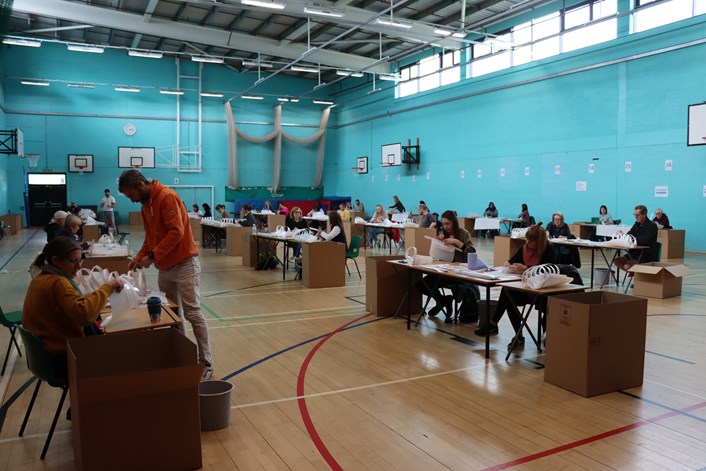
593;268;616;287
199;380;234;431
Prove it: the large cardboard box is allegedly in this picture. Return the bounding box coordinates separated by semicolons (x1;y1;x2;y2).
129;211;142;226
67;329;203;471
657;229;685;259
242;233;258;267
458;217;476;236
545;291;648;397
82;224;101;242
226;225;252;256
365;256;422;317
303;241;345;288
82;255;130;274
628;262;691;298
267;214;286;231
189;218;201;244
0;213;23;234
404;227;437;256
493;235;524;267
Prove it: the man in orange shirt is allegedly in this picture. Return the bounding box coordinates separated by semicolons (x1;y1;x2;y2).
119;170;213;379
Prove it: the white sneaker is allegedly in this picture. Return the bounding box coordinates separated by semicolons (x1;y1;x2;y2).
201;365;214;381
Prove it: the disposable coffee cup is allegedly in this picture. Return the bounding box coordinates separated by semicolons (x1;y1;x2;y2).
146;296;162;322
467;252;478;270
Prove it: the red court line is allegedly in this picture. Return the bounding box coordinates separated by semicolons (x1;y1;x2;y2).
297;313;373;471
480;400;706;471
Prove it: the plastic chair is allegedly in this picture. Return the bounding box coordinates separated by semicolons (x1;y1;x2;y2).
591;217;600;224
0;305;22;375
614;219;621;225
345;236;362;278
18;326;69;460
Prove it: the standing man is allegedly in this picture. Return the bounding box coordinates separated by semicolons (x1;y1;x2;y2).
118;170;213;379
100;189;116;229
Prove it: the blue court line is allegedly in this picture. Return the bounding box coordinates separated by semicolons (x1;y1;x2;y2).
618;391;706;424
645;350;695;364
0;229;40;271
0;376;38;434
220;316;389;381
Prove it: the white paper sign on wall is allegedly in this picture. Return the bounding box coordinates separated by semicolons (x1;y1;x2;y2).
524;167;530;176
396;174;400;181
500;168;505;177
588;163;595;174
477;169;482;178
174;178;179;185
460;170;465;179
576;181;587;192
665;160;673;171
426;172;430;180
385;174;389;182
371;176;375;183
554;165;561;175
655;186;668;198
412;175;416;182
703;185;706;197
625;161;632;172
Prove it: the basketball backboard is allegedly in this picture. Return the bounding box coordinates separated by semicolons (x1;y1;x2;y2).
118;146;156;168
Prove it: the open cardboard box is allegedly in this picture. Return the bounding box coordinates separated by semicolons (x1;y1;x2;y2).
545;291;647;397
628;262;692;298
67;329;203;471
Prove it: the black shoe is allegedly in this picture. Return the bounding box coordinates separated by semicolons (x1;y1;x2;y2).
442;296;454;323
474;324;498;336
427;304;442;318
507;336;525;351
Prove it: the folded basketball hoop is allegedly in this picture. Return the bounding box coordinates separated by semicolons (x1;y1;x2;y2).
24;153;40;168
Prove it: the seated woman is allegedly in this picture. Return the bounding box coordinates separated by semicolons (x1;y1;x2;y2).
189;204;202;218
22;237;123;377
307;202;326;230
419;210;479;322
278;201;290;218
598;205;613;225
57;214;89;250
652;208;671;229
286;206;308;258
546;212;579;266
263;201;273;212
480;201;499;238
518;203;532;228
475;224;557;348
367;204;388;248
238;204;256;227
316;211;347;246
215;204;230;219
45;210;68;243
201;203;212;218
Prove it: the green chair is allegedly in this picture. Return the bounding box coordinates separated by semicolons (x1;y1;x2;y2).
591;217;600;224
0;305;22;376
345;236;362;279
18;326;69;460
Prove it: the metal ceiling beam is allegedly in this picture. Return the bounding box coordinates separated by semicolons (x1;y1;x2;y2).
410;0;457;21
439;0;508;25
13;0;391;72
130;0;160;49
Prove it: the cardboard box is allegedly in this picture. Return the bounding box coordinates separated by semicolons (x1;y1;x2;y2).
544;291;648;397
458;217;475;236
303;241;345;288
0;213;23;234
657;229;685;259
404;227;437;256
82;224;101;242
493;235;524;267
189;218;201;244
628;262;692;298
82;255;131;274
226;226;252;256
365;256;422;317
129;211;142;226
242;233;257;267
67;329;203;471
267;214;286;231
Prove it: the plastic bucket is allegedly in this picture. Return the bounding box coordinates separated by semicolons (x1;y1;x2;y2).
199;380;234;431
593;268;616;287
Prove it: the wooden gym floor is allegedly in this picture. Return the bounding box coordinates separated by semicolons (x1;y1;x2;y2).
1;227;705;470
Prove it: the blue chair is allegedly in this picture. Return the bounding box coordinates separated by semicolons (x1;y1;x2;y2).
18;326;69;460
0;305;22;376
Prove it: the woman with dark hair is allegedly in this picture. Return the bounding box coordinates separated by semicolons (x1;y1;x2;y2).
419;210;478;322
475;224;557;349
286;206;308;258
22;237;123;376
484;202;498;218
518;203;531;228
202;203;212;218
598;205;612;225
316;211;347;246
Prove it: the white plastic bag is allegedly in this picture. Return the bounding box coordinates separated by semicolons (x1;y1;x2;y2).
511;228;528;239
429;239;456;262
354;217;366;224
522;264;572;289
609;233;637;248
405;247;433;266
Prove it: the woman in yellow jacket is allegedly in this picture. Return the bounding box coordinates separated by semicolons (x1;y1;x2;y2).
22;237;123;377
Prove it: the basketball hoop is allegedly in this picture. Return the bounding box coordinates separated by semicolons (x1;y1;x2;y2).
76;165;86;175
24;153;40;168
132;164;143;172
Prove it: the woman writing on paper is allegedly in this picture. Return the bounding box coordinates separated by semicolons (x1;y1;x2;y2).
475;224;556;349
22;237;123;377
316;211;347;246
419;210;478;322
286;207;308;258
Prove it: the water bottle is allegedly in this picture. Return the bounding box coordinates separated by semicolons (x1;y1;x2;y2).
252;224;257;235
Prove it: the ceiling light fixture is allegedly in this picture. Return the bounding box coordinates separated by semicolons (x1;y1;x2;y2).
291;65;319;73
128;50;163;59
201;92;224;98
67;44;104;53
303;5;345;18
289;98;300;103
434;28;466;38
2;38;41;47
21;80;50;86
313;100;334;105
191;56;224;64
159;89;185;95
241;0;286;9
375;18;412;29
68;83;95;89
277;97;290;102
378;73;400;82
336;69;364;77
241;95;264;100
114;86;141;92
242;60;273;68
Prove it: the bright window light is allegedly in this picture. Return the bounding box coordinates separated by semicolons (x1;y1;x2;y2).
563;18;617;53
633;0;693;33
471;51;511;77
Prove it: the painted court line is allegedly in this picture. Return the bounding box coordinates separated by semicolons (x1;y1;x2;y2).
209;312;365;330
202;305;364;322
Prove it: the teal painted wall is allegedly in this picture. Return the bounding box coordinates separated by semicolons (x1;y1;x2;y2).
0;42;332;217
326;15;706;251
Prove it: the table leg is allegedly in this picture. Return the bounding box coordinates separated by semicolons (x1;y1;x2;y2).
590;248;595;289
503;292;540;362
415;276;445;327
485;286;491;359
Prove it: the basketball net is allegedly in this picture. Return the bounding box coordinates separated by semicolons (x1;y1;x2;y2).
77;165;86;175
25;153;40;168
